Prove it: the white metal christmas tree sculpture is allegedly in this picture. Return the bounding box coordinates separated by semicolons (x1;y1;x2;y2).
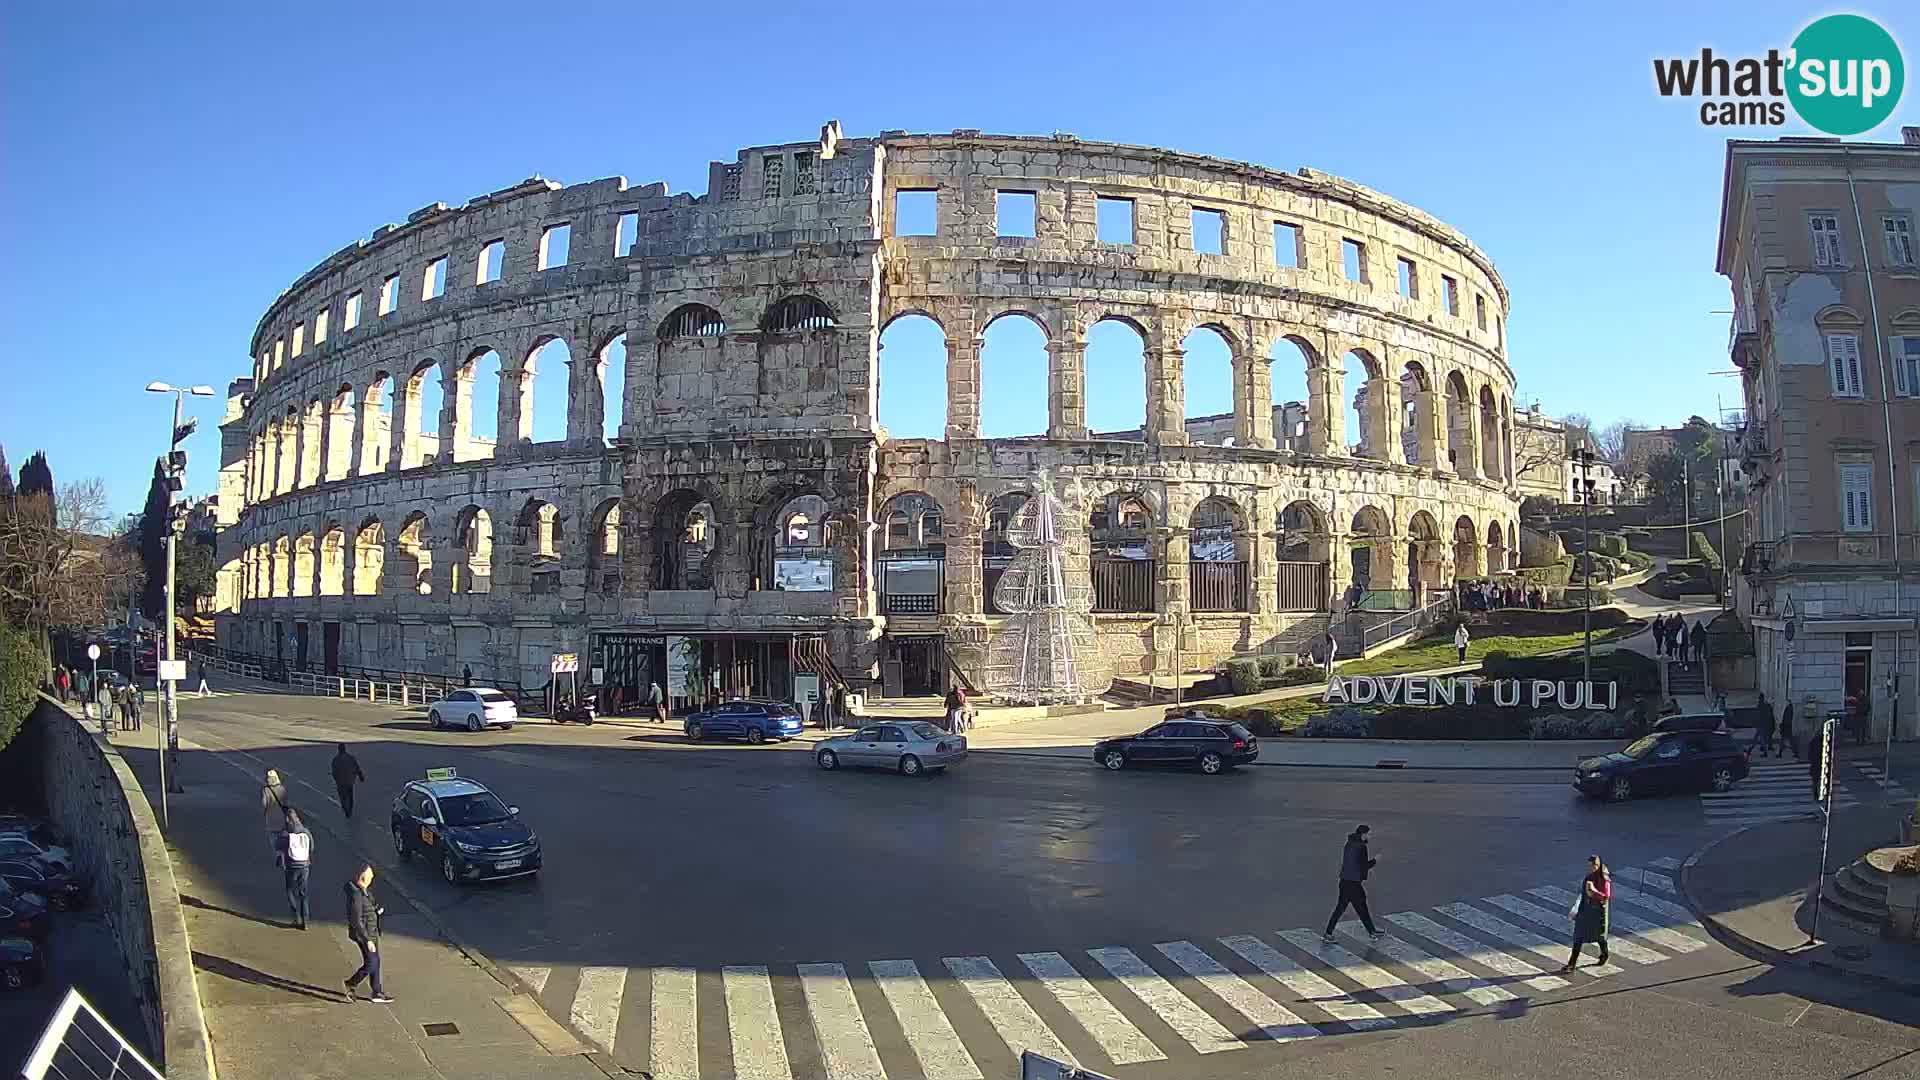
984;471;1108;705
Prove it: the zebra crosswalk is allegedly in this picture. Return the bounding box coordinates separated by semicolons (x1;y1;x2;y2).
508;857;1701;1078
1698;760;1858;828
1853;761;1914;801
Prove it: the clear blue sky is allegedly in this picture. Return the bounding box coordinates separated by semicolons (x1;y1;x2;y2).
2;1;1912;516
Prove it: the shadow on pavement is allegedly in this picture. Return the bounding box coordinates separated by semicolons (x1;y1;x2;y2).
190;950;345;1003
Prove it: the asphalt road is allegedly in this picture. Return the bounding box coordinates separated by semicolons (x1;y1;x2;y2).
143;686;1918;1079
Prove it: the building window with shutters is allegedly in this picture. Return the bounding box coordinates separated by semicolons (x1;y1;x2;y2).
1886;216;1917;267
1840;462;1874;532
1893;336;1920;398
1810;214;1845;267
1827;333;1864;397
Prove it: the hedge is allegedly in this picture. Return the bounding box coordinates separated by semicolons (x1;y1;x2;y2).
0;615;39;754
1691;531;1722;569
1478;607;1634;635
1225;657;1326;696
1482;647;1661;695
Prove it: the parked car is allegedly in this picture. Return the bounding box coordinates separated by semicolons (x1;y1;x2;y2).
1092;718;1259;774
390;776;541;884
427;689;518;732
686;699;805;744
0;937;44;990
815;722;966;776
1573;731;1750;801
0;825;72;872
1651;712;1728;735
0;857;87;911
0;879;50;942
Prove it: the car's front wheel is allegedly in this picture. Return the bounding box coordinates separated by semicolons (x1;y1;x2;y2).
746;727;765;745
1609;775;1633;802
1199;752;1225;775
687;722;704;741
442;853;460;884
392;826;411;860
1101;749;1126;771
1710;764;1736;792
899;754;923;777
816;749;839;770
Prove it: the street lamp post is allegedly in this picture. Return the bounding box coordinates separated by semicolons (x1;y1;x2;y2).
146;381;215;828
1574;449;1596;685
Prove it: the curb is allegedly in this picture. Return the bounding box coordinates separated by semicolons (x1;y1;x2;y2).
1677;821;1920;994
967;746;1575;772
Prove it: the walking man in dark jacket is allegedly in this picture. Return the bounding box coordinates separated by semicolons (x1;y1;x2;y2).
1651;617;1668;657
342;864;392;1003
331;743;365;820
1754;693;1776;757
1322;825;1385;941
280;810;313;929
1689;620;1708;665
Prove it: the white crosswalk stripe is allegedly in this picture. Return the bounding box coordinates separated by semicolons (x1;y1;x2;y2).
1275;929;1454;1016
724;965;793;1080
869;961;982;1080
799;963;886;1080
1087;946;1241;1054
1701;763;1860;826
517;863;1717;1076
1154;940;1319;1044
1217;935;1394;1030
1855;762;1913;799
945;956;1077;1066
1018;951;1163;1064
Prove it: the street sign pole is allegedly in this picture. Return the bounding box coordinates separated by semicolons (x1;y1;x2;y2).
1809;716;1837;944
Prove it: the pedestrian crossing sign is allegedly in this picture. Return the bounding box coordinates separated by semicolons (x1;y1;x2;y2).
426;767;458;781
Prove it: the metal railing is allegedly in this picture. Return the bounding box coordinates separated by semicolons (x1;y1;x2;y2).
1274;560;1330;612
1741;541;1776;576
1358;593;1456;651
1092;558;1155;613
1351;588;1415;611
1186;560;1250;613
883;592;940;615
187;644;532;710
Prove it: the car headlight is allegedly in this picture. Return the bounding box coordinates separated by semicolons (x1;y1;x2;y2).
450;840;481;854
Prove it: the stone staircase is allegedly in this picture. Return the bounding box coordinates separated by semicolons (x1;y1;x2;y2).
1667;660;1706;696
1820;852;1893;933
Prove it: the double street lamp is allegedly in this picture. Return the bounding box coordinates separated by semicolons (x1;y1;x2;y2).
146;381;215;828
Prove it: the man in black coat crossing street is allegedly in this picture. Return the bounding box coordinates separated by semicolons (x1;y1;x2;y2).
1323;825;1385;941
342;864;392;1003
331;743;365;820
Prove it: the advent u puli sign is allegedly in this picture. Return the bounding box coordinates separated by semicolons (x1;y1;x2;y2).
1325;675;1620;710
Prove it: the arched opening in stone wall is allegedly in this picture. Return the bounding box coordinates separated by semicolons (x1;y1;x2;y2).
980;313;1048;439
762;295;836;333
528;337;571;444
599;333;628;442
1182;326;1235;445
1089;492;1154;612
1453;514;1483;579
877;313;946;439
756;295;843;423
361;374;393;475
761;493;833;592
1445;370;1475;477
1407;510;1445;595
325;386;355;482
1349;506;1390;596
1487;519;1508;573
1500;394;1514;482
1187;495;1250;612
659;303;726;340
1343;349;1385;459
279;407;299;491
982;490;1030;614
299;399;325;487
405;362;444;469
1479;385;1502;479
1400;361;1432;466
652;489;716;591
292;532;315;597
271;534;290;598
1275;499;1331;611
353;519;385;596
588;499;622;596
1508;522;1518;569
452;506;493;594
319;525;346;596
397;513;433;595
1268;337;1316;452
877;491;944;614
1085;318;1146;437
460;348;502;461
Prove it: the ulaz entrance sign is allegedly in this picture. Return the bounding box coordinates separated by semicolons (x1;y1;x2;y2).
1324;675;1620;710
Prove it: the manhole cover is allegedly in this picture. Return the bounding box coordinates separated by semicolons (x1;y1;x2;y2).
422;1023;460;1037
1833;945;1872;962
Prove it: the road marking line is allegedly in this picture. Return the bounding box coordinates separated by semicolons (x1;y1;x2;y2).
1481;895;1658;967
1275;929;1453;1016
1331;925;1514;1006
509;965;551;996
1085;946;1240;1054
1608;869;1676;894
1527;887;1707;954
570;966;626;1055
1383;912;1568;994
1606;876;1705;927
1153;940;1317;1044
1216;935;1392;1030
945;956;1076;1066
724;965;792;1080
1018;951;1163;1064
1437;903;1615;978
797;963;885;1080
868;961;983;1080
652;967;699;1080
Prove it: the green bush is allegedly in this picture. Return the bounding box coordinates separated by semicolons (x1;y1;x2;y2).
1562;585;1613;606
1596;534;1627;557
1480;608;1634;634
1482;647;1661;695
1691;531;1721;569
1225;659;1261;696
1276;664;1326;687
1620;549;1654;571
1257;655;1287;680
0;615;39;754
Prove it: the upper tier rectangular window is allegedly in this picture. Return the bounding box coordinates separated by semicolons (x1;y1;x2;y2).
1342;239;1367;283
894;190;937;236
1273;222;1300;268
1097;197;1134;244
344;292;363;329
615;213;638;258
423;256;447;301
1191;208;1224;255
539;224;570;270
477;240;504;285
379;275;399;316
996;190;1036;238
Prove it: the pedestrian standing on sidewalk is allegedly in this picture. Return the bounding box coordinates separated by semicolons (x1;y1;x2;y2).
196;662;210;697
1558;855;1611;972
342;864;392;1003
651;681;667;724
1322;825;1385;941
77;669;93;721
54;667;68;703
1690;620;1708;665
261;769;292;853
127;683;143;730
462;664;473;688
1453;622;1470;664
280;809;313;929
331;743;365;820
1779;700;1797;759
1651;616;1668;657
1754;693;1775;757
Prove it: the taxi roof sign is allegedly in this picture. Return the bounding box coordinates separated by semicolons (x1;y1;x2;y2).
425;767;458;781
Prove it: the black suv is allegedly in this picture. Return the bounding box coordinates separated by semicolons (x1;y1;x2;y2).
1093;719;1258;774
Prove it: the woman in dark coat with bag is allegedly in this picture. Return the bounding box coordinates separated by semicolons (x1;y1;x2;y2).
1560;855;1611;972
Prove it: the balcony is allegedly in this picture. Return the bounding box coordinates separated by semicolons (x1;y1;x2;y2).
1740;541;1776;577
1728;320;1762;369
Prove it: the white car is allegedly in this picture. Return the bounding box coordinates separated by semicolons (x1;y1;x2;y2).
0;832;72;873
427;689;518;732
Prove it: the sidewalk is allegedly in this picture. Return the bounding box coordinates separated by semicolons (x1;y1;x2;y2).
107;727;607;1080
1680;803;1920;991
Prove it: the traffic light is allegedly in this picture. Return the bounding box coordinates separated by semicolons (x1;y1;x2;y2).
165;418;197;493
168;502;191;535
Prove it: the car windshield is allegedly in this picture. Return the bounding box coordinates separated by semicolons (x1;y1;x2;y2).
1621;735;1661;759
437;792;512;826
476;691;512;703
909;723;943;739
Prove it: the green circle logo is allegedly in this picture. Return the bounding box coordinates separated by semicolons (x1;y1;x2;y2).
1787;14;1904;136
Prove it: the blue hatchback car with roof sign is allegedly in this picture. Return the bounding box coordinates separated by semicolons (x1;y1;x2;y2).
390;774;541;884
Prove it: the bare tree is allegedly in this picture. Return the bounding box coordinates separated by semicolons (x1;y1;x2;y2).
1595;420;1633;468
0;479;126;671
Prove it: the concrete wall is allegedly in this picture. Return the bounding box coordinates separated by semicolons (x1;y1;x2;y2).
23;697;213;1078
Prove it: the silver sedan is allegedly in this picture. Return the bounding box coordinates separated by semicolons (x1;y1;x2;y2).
815;722;967;776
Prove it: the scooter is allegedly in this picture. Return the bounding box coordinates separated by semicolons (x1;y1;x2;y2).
553;698;596;725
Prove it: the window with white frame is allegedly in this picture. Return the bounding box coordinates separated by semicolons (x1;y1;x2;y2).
1894;336;1920;397
1827;333;1864;397
1810;214;1845;267
1840;462;1874;532
1885;216;1916;267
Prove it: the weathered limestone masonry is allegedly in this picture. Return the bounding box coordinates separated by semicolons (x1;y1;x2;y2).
214;124;1520;693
